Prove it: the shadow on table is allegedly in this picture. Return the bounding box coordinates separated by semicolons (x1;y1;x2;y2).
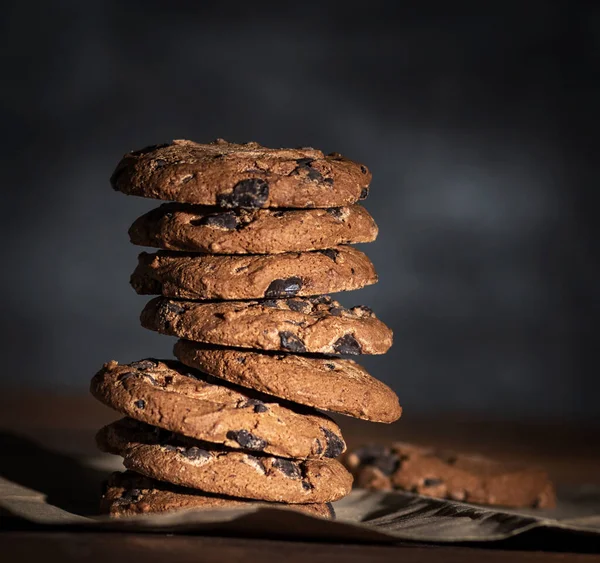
0;431;107;517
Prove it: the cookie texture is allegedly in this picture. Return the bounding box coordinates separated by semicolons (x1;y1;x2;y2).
90;359;345;459
102;471;335;519
141;296;393;355
111;139;371;208
343;443;556;509
98;419;352;503
131;246;377;301
174;341;401;423
129;204;378;254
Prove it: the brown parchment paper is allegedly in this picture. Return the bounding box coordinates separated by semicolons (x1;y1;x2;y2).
1;453;599;545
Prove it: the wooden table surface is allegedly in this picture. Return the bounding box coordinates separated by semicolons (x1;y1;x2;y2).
1;391;599;562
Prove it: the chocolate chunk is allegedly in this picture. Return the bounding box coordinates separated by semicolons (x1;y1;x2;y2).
226;430;268;451
314;439;323;455
183;446;211;462
244;399;269;413
292;158;323;182
423;478;444;487
163;444;178;452
333;334;362;355
359;187;369;199
261;299;280;308
306;167;324;182
301;481;313;490
317;249;339;262
323;178;334;185
120;488;142;503
326;208;344;221
324;363;336;370
372;453;401;476
118;372;135;382
353;305;374;316
287;299;309;313
131;359;158;371
165;301;186;314
360;165;368;174
310;295;331;305
193;211;238;230
264;277;303;298
279;332;307;353
134;399;145;409
236;356;247;364
131;143;170;156
330;307;344;317
354;444;388;464
272;458;301;479
217;178;269;208
322;428;344;458
154;158;167;168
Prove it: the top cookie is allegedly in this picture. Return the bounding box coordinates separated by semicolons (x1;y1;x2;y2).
110;139;371;208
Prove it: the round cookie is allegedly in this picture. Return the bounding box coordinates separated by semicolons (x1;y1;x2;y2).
141;296;393;355
111;139;371;209
174;341;402;423
130;246;377;301
102;471;335;519
98;419;352;504
90;359;345;460
343;443;556;509
128;204;378;254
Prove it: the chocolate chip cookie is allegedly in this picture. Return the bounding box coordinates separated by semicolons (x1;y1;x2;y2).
130;246;377;301
90;359;345;459
98;419;352;503
111;139;371;208
141;296;393;355
174;341;401;423
102;471;335;519
128;204;378;254
343;443;556;509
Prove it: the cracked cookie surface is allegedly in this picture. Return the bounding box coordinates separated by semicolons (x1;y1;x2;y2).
90;359;344;459
129;203;378;254
102;471;335;519
174;341;401;423
111;139;371;208
141;296;393;355
98;419;353;503
131;246;377;300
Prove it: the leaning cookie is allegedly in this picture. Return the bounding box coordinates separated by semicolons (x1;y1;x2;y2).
129;204;378;254
102;471;335;519
141;296;393;355
130;246;377;301
343;443;556;509
98;419;353;504
111;139;371;208
90;359;345;459
174;341;401;423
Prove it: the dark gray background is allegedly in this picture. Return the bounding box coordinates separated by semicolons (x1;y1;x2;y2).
2;1;598;422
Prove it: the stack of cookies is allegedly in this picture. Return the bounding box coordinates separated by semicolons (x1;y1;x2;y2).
91;139;400;518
